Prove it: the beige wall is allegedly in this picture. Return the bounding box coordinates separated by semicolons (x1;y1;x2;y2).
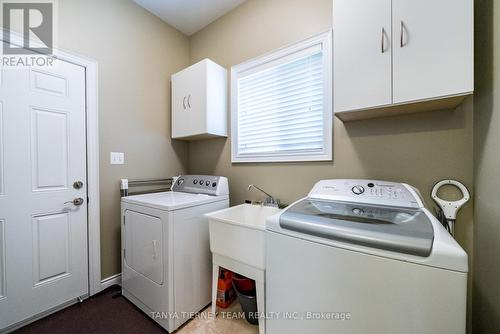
47;0;477;302
188;0;474;323
189;0;473;253
36;0;495;329
473;0;500;332
57;0;190;278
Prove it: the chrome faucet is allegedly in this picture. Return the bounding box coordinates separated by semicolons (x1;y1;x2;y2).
248;184;279;207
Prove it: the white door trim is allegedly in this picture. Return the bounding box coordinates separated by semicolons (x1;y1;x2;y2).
0;30;102;296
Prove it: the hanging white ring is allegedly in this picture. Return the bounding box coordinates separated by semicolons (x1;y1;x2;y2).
431;180;470;220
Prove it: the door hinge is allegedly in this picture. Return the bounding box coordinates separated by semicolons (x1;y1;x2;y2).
123;249;126;259
87;196;90;204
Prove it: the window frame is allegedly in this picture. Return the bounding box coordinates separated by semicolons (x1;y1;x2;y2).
231;30;333;163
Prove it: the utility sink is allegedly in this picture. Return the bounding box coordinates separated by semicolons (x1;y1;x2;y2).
206;204;281;270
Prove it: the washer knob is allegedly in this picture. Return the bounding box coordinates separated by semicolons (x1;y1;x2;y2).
352;185;365;195
352;208;364;215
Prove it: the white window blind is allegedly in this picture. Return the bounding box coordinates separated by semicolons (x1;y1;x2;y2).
231;31;332;163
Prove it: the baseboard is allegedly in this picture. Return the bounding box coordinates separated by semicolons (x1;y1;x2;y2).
1;298;81;333
1;274;120;333
100;273;121;290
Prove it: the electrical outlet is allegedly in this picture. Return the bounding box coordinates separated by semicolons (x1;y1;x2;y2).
110;152;125;165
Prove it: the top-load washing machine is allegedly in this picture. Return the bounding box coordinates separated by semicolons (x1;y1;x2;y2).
266;179;468;334
121;175;229;332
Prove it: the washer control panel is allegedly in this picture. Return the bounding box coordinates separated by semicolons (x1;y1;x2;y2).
172;175;229;196
308;179;424;209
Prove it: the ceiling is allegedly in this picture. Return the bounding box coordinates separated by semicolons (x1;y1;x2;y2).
133;0;247;36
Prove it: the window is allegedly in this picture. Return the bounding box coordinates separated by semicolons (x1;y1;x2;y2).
231;31;332;163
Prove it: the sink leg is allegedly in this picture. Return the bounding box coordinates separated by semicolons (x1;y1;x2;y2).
256;279;265;334
211;262;219;319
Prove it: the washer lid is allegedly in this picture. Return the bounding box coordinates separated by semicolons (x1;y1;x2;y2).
122;191;227;211
279;199;434;257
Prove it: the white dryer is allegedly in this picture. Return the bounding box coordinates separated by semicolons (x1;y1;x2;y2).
121;175;229;332
266;179;468;334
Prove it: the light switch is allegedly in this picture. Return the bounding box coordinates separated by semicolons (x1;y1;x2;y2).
110;152;125;165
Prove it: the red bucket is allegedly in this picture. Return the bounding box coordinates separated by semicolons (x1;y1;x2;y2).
232;274;255;294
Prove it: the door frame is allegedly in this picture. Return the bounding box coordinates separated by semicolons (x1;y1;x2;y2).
0;30;102;296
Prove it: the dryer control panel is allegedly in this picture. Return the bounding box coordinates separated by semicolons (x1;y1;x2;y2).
308;179;424;209
172;175;229;196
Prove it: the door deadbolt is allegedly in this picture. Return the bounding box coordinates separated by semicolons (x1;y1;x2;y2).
73;181;84;189
65;198;84;206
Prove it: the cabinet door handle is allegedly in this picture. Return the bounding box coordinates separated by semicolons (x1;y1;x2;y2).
400;21;405;48
187;94;191;108
183;96;186;109
381;27;386;53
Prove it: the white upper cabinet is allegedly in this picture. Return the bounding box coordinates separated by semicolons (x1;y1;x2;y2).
171;59;227;140
392;0;473;103
333;0;393;112
333;0;473;121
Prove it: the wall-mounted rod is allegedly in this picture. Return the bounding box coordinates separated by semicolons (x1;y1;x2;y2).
121;178;174;197
128;178;173;186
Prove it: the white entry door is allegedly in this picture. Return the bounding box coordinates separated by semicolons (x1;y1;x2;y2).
0;55;88;330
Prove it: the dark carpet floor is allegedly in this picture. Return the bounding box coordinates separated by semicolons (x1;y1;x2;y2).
15;286;167;334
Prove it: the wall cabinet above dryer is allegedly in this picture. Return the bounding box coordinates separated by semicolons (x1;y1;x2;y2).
171;59;227;140
333;0;473;121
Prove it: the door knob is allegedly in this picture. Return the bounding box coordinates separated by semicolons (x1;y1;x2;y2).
65;198;84;206
73;181;84;189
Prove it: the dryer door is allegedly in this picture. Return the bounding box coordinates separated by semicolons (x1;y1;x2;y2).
124;210;163;284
